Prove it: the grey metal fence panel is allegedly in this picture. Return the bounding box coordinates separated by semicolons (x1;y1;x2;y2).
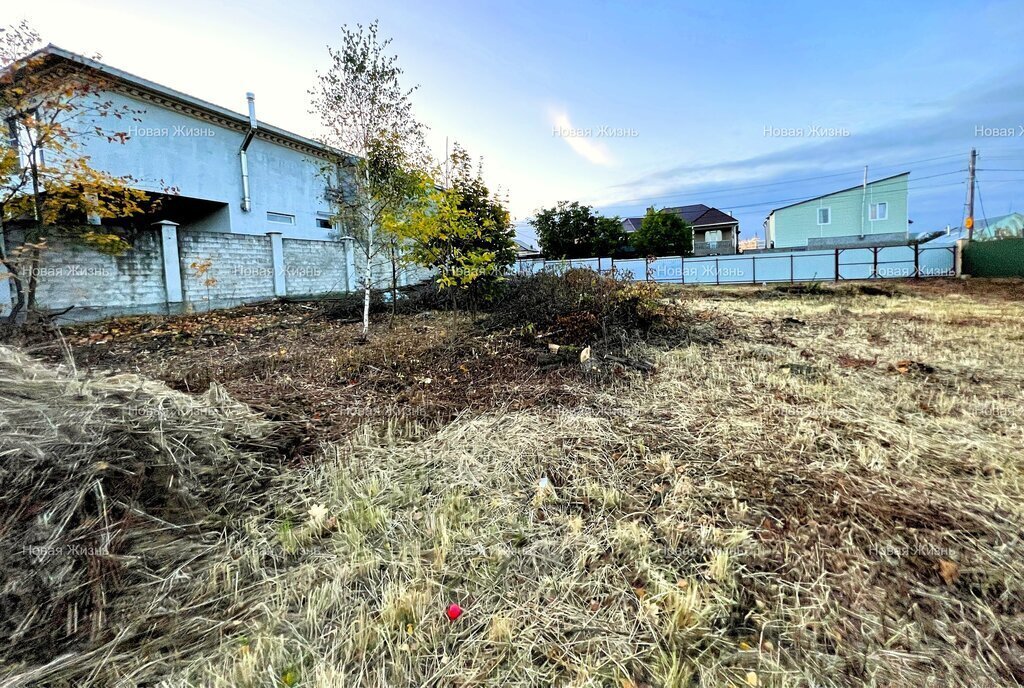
514;243;955;285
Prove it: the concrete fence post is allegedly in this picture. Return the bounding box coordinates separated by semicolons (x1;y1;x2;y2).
0;266;10;318
267;231;286;297
155;220;183;304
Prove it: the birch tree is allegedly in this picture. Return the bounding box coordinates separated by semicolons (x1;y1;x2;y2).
311;21;428;337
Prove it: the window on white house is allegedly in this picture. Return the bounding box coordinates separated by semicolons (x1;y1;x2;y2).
316;216;333;229
817;207;831;225
267;212;295;225
869;202;888;221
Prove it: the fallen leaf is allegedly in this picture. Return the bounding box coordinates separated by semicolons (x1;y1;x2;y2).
938;559;960;586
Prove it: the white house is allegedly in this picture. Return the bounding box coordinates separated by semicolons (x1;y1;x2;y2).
1;45;371;319
15;45;345;240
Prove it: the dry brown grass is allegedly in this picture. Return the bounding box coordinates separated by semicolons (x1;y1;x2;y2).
4;279;1024;687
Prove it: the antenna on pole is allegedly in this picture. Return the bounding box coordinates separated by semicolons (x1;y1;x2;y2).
859;165;868;238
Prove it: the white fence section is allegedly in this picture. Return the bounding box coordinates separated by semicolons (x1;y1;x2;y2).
515;244;957;285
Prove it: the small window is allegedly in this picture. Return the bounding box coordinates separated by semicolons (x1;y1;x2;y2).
267;212;295;225
817;207;831;225
316;216;333;229
7;111;43;171
869;202;888;221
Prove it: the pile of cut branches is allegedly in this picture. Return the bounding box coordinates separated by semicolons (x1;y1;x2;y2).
0;346;275;678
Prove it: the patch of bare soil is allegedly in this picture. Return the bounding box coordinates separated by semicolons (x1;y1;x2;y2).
8;302;588;458
666;277;1024;303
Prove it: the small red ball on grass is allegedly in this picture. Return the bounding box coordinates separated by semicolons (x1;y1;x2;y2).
445;603;463;621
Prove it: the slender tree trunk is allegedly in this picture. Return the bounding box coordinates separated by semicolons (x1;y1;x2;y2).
8;275;25;323
26;246;40;315
26;153;43;319
361;272;371;338
360;164;374;338
390;242;398;317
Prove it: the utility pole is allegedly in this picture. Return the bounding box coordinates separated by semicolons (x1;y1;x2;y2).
966;148;977;241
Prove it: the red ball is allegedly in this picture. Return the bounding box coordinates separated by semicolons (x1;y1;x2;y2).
445;603;463;621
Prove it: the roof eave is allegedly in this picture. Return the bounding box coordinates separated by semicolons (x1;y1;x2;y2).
9;44;346;159
766;171;911;215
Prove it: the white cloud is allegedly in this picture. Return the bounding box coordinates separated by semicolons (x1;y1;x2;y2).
550;110;613;166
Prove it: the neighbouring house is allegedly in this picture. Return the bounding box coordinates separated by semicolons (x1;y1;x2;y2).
737;236;764;251
916;211;1024;246
514;239;543;259
975;212;1024;240
622;204;739;256
0;45;385;320
764;172;910;249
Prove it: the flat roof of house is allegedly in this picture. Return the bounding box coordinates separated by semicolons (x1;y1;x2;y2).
766;172;910;216
7;44;341;157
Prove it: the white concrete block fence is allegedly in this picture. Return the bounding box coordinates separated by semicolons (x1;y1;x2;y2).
0;224;361;322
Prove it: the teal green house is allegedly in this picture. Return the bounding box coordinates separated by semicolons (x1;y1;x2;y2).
764;173;909;249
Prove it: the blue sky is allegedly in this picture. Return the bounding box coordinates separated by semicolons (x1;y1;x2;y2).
10;0;1024;246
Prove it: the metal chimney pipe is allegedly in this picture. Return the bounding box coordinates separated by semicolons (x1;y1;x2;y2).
239;92;258;212
246;92;257;128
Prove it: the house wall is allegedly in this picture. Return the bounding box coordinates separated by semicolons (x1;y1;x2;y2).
771;175;909;248
72;89;338;240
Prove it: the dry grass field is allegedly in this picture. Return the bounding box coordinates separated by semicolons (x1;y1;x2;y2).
2;278;1023;687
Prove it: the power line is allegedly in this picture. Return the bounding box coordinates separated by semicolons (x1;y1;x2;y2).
603;154;968;211
976;179;989;224
670;175;966;214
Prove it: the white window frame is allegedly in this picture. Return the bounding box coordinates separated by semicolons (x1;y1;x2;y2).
267;211;295;225
315;213;334;230
817;206;831;225
869;201;888;221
